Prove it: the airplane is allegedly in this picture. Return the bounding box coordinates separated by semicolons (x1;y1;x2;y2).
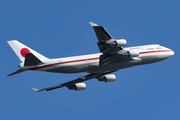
7;22;174;92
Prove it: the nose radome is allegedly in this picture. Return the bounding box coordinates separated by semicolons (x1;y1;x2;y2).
170;50;175;56
163;45;175;57
167;50;175;58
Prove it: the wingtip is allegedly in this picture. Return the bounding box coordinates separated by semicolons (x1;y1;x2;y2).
7;40;18;43
31;88;39;92
89;22;99;26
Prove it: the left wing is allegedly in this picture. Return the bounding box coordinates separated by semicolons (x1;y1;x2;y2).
31;71;115;92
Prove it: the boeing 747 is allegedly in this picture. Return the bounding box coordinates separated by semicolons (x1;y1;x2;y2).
7;22;174;92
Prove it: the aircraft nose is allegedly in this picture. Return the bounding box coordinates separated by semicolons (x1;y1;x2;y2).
167;49;175;58
170;50;175;56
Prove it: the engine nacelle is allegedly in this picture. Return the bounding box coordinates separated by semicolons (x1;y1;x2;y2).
109;39;127;47
98;74;116;82
68;83;86;91
122;50;139;58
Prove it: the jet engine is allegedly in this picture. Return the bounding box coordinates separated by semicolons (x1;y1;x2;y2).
109;39;127;47
122;49;139;58
68;83;86;91
98;74;116;82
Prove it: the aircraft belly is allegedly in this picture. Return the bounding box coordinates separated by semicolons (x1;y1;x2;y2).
45;62;90;73
87;61;138;73
138;52;170;65
88;51;172;73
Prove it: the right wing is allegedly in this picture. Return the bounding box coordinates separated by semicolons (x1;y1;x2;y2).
89;22;113;42
90;22;129;65
89;22;120;53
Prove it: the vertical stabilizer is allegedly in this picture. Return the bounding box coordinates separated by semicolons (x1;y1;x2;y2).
7;40;48;62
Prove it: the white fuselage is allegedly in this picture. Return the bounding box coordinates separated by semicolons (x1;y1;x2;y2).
22;44;174;74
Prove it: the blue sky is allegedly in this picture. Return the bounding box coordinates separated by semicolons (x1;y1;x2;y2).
1;0;179;120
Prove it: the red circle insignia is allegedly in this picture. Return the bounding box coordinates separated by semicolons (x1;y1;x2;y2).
101;36;107;40
20;48;31;57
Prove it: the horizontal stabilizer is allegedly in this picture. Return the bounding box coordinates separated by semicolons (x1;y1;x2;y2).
24;53;43;66
8;69;27;76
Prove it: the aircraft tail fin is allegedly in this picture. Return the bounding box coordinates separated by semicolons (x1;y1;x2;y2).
7;40;49;62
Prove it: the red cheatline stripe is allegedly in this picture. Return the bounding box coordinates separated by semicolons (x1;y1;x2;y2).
28;57;100;70
28;50;174;70
139;50;173;54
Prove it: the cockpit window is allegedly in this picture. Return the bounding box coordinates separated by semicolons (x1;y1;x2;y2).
157;47;162;49
147;46;162;50
147;48;154;50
